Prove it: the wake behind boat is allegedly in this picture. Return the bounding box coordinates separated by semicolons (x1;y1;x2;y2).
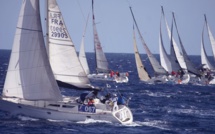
0;0;133;125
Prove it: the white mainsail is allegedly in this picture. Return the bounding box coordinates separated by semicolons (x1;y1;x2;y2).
164;11;187;70
130;7;167;76
79;14;90;75
47;0;91;89
92;0;109;73
172;13;202;76
133;26;151;81
159;7;172;73
3;0;62;101
201;15;215;70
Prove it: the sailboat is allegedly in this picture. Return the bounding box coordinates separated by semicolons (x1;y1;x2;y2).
133;25;151;82
129;7;168;84
201;15;215;71
170;12;205;85
160;7;190;84
0;0;133;124
201;15;215;84
88;0;129;83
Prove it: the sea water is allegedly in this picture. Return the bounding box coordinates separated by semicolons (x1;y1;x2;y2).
0;50;215;134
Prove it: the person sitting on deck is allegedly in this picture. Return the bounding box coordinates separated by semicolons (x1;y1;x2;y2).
88;98;95;106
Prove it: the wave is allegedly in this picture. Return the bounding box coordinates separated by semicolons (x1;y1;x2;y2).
77;118;112;124
133;120;171;130
17;115;39;121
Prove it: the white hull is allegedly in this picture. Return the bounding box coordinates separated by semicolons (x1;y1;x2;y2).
0;97;133;124
88;73;129;83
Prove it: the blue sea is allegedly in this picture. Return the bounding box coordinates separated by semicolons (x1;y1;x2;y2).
0;50;215;134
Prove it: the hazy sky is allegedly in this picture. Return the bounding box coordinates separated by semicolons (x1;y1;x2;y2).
0;0;215;56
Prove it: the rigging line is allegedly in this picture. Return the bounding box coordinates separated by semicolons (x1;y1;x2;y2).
126;0;132;7
76;0;86;22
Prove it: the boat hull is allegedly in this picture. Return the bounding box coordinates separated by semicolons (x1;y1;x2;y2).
88;73;129;83
0;98;133;124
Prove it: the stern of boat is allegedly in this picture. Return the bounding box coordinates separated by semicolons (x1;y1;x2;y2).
112;106;133;124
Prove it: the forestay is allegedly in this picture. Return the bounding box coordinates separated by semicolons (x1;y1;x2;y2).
3;0;62;101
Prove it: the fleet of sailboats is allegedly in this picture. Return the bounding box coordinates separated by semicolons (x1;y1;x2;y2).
0;0;215;126
0;0;133;124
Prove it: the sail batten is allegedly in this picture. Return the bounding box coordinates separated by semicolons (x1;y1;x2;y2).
3;0;62;101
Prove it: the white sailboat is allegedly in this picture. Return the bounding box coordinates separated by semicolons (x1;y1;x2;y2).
130;7;168;84
133;25;151;82
160;7;190;84
88;0;129;83
201;15;215;84
46;0;92;90
0;0;133;124
201;15;215;70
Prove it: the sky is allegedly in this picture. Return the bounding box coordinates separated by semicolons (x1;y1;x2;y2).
0;0;215;56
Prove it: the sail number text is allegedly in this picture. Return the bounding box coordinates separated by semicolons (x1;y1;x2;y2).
49;12;68;39
78;105;96;113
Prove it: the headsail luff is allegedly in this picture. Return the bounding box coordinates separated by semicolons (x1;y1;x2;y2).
79;13;90;75
3;0;62;101
201;15;215;70
133;25;151;81
129;7;167;76
47;0;92;89
172;13;202;77
205;15;215;62
159;7;172;73
92;0;109;73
